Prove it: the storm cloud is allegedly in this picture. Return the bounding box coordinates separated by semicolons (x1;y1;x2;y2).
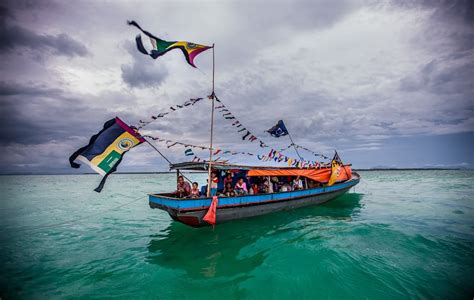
0;6;89;58
0;0;472;174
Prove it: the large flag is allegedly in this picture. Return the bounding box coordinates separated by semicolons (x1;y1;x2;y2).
128;20;211;68
328;151;343;186
69;117;145;192
267;120;289;137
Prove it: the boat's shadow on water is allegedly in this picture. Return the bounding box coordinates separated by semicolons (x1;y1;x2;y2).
146;193;363;279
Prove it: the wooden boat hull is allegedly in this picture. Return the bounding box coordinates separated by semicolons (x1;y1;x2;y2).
149;172;360;227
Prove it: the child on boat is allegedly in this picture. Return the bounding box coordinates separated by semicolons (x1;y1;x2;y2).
249;183;259;195
190;182;200;198
222;182;235;197
210;172;219;196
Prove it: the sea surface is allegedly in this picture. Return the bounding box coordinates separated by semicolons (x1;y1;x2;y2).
0;170;473;299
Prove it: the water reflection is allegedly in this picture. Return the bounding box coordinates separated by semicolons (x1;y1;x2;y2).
146;193;363;279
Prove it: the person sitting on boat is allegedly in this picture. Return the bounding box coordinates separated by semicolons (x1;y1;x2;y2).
176;176;191;198
261;177;273;193
210;172;219;196
234;178;248;195
222;182;235;197
190;182;200;198
223;172;233;186
292;176;304;190
280;182;293;192
249;183;259;195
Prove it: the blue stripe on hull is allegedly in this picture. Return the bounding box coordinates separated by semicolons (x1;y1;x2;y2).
149;177;360;210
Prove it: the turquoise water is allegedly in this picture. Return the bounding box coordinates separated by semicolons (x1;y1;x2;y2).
0;171;473;299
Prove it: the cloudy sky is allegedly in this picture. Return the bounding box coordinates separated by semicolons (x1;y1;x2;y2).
0;0;473;174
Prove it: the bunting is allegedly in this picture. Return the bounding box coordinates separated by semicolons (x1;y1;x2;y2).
135;95;327;168
137;98;203;129
279;143;329;159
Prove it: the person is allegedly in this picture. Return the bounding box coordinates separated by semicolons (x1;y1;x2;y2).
263;177;273;193
271;176;280;192
234;177;248;195
210;172;219;196
292;176;304;190
176;175;191;198
190;182;200;198
223;173;233;186
249;183;259;195
280;182;292;192
222;182;234;197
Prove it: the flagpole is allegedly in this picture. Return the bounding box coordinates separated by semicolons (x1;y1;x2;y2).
206;43;216;197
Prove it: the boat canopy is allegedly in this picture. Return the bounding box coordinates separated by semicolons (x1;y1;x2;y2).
169;161;320;171
170;161;352;183
247;166;352;183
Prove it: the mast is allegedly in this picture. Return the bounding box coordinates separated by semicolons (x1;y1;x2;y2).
206;44;216;197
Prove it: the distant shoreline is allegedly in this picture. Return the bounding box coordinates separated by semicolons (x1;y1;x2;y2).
0;168;470;176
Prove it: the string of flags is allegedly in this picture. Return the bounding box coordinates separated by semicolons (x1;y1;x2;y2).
136;97;204;129
213;96;328;166
214;96;268;147
143;134;324;169
143;134;256;157
279;143;329;159
134;94;330;168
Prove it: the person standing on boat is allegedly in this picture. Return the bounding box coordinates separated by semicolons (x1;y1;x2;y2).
176;176;191;198
210;172;219;196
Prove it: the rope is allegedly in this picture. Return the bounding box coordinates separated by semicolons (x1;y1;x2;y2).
0;194;148;234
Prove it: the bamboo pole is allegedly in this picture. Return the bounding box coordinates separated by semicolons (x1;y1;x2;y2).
206;44;216;197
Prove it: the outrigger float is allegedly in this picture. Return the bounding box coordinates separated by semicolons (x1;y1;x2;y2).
149;162;360;227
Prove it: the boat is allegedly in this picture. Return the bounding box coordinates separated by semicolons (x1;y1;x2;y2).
149;161;360;227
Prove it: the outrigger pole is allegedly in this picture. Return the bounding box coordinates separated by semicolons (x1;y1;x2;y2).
144;137;193;183
206;43;216;197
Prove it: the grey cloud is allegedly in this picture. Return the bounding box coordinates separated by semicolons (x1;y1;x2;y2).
0;81;62;96
0;20;89;58
121;42;168;88
0;82;140;146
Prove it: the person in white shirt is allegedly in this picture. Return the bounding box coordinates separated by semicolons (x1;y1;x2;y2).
293;176;304;190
